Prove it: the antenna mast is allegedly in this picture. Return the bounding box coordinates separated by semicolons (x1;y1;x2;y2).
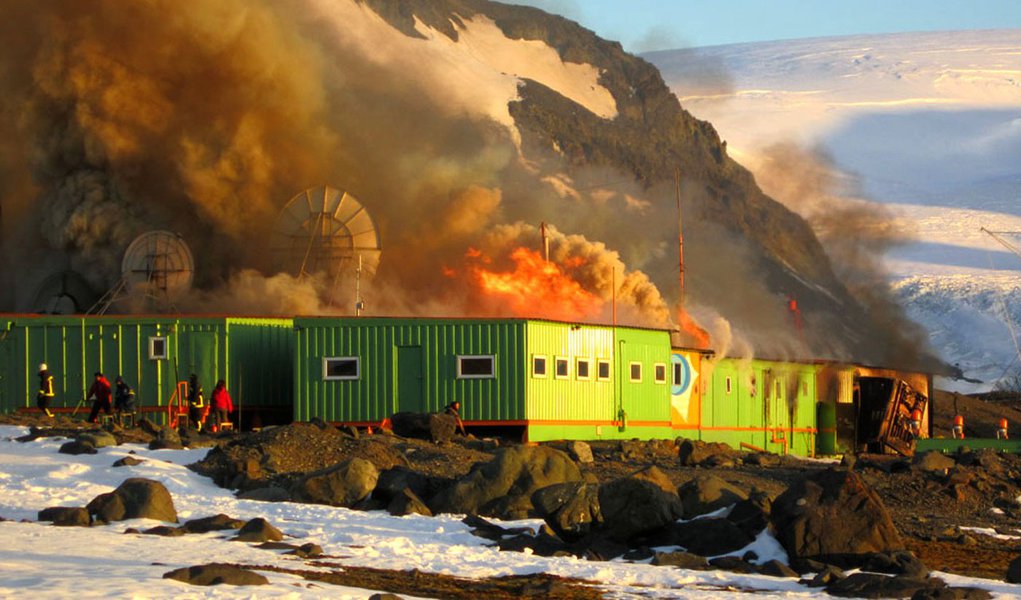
675;168;685;308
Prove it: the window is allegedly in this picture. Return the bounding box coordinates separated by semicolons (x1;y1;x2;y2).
148;336;168;360
576;358;591;380
457;355;495;379
673;362;682;386
532;355;547;378
323;357;360;380
726;376;732;394
597;359;611;381
555;357;569;379
654;363;667;384
629;362;642;382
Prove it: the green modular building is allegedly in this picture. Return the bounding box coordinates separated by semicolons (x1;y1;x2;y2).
0;315;294;424
292;317;677;442
699;358;819;456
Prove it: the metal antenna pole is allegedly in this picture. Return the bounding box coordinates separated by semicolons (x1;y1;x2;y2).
675;168;685;308
355;254;363;317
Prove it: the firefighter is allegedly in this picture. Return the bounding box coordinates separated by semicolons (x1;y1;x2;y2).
187;373;206;431
444;400;466;435
113;376;137;423
86;372;113;424
952;414;965;439
36;363;55;418
209;379;233;433
997;418;1009;440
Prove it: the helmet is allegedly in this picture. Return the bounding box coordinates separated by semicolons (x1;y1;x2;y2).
39;363;47;371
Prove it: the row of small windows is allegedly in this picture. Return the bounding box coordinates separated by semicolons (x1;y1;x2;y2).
323;354;671;385
533;355;668;384
323;355;498;381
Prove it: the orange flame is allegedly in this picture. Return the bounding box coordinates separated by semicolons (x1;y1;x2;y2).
677;308;710;349
468;247;602;321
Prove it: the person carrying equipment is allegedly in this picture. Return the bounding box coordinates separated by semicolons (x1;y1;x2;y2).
209;379;234;432
444;400;467;436
114;376;137;423
37;363;55;418
86;372;113;423
908;408;923;439
187;374;206;431
952;414;965;439
997;418;1009;440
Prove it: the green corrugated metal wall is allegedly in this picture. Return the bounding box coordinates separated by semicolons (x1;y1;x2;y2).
293;318;527;424
700;358;818;455
0;315;294;418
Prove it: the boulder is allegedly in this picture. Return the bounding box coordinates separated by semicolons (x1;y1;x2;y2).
233;518;284;542
677;438;735;467
1006;555;1021;583
758;559;799;578
826;573;938;598
770;468;903;563
430;446;582;519
629;466;677;494
390;412;458;443
142;525;185;537
116;478;178;522
678;475;748;518
287;543;324;558
87;492;127;523
860;551;929;579
598;475;683;543
531;482;602;542
374;466;431;504
237;486;291;503
567;441;594;464
651;551;709;570
913;451;956;473
665;518;754;556
149;426;184;450
807;565;846;587
387;488;433;517
78;430;117;449
59;440;97;455
138;417;161;436
708;556;758;574
181;514;246;534
743;452;781;467
38;506;90;527
112;456;145;467
163;563;269;586
726;490;772;538
911;588;993;600
291;458;379;507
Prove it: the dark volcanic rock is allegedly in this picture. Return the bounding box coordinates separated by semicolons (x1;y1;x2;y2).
87;478;177;524
181;514;246;534
665;518;753;556
598;475;683;543
531;481;601;542
1007;554;1021;583
677;438;736;467
390;412;458;443
430;446;581;519
758;559;799;578
387;488;433;517
59;439;97;455
826;573;939;598
678;474;748;518
78;430;117;449
374;466;431;504
163;563;269;586
770;468;903;563
651;550;709;570
726;490;772;538
566;441;593;464
112;456;144;467
237;486;291;503
38;506;90;527
142;525;185;537
233;517;283;542
291;458;379;507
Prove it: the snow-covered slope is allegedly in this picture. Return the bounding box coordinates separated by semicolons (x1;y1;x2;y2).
647;30;1021;391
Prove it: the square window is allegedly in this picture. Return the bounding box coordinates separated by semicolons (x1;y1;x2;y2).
597;360;611;381
629;362;642;383
654;363;667;384
457;355;495;379
532;355;547;377
148;336;168;360
576;358;591;380
323;357;360;380
555;357;569;379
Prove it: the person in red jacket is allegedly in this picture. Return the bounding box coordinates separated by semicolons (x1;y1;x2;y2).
209;379;234;432
87;372;113;424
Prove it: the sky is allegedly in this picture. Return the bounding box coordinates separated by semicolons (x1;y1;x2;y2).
504;0;1021;51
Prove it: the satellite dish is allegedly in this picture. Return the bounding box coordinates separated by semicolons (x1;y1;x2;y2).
271;185;382;279
31;270;95;314
120;230;194;301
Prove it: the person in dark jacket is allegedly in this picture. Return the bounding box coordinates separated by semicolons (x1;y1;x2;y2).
209;379;234;432
37;363;55;418
187;374;206;431
443;401;466;435
87;372;113;423
114;376;136;417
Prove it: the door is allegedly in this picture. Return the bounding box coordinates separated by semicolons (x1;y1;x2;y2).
397;346;425;413
186;332;218;400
